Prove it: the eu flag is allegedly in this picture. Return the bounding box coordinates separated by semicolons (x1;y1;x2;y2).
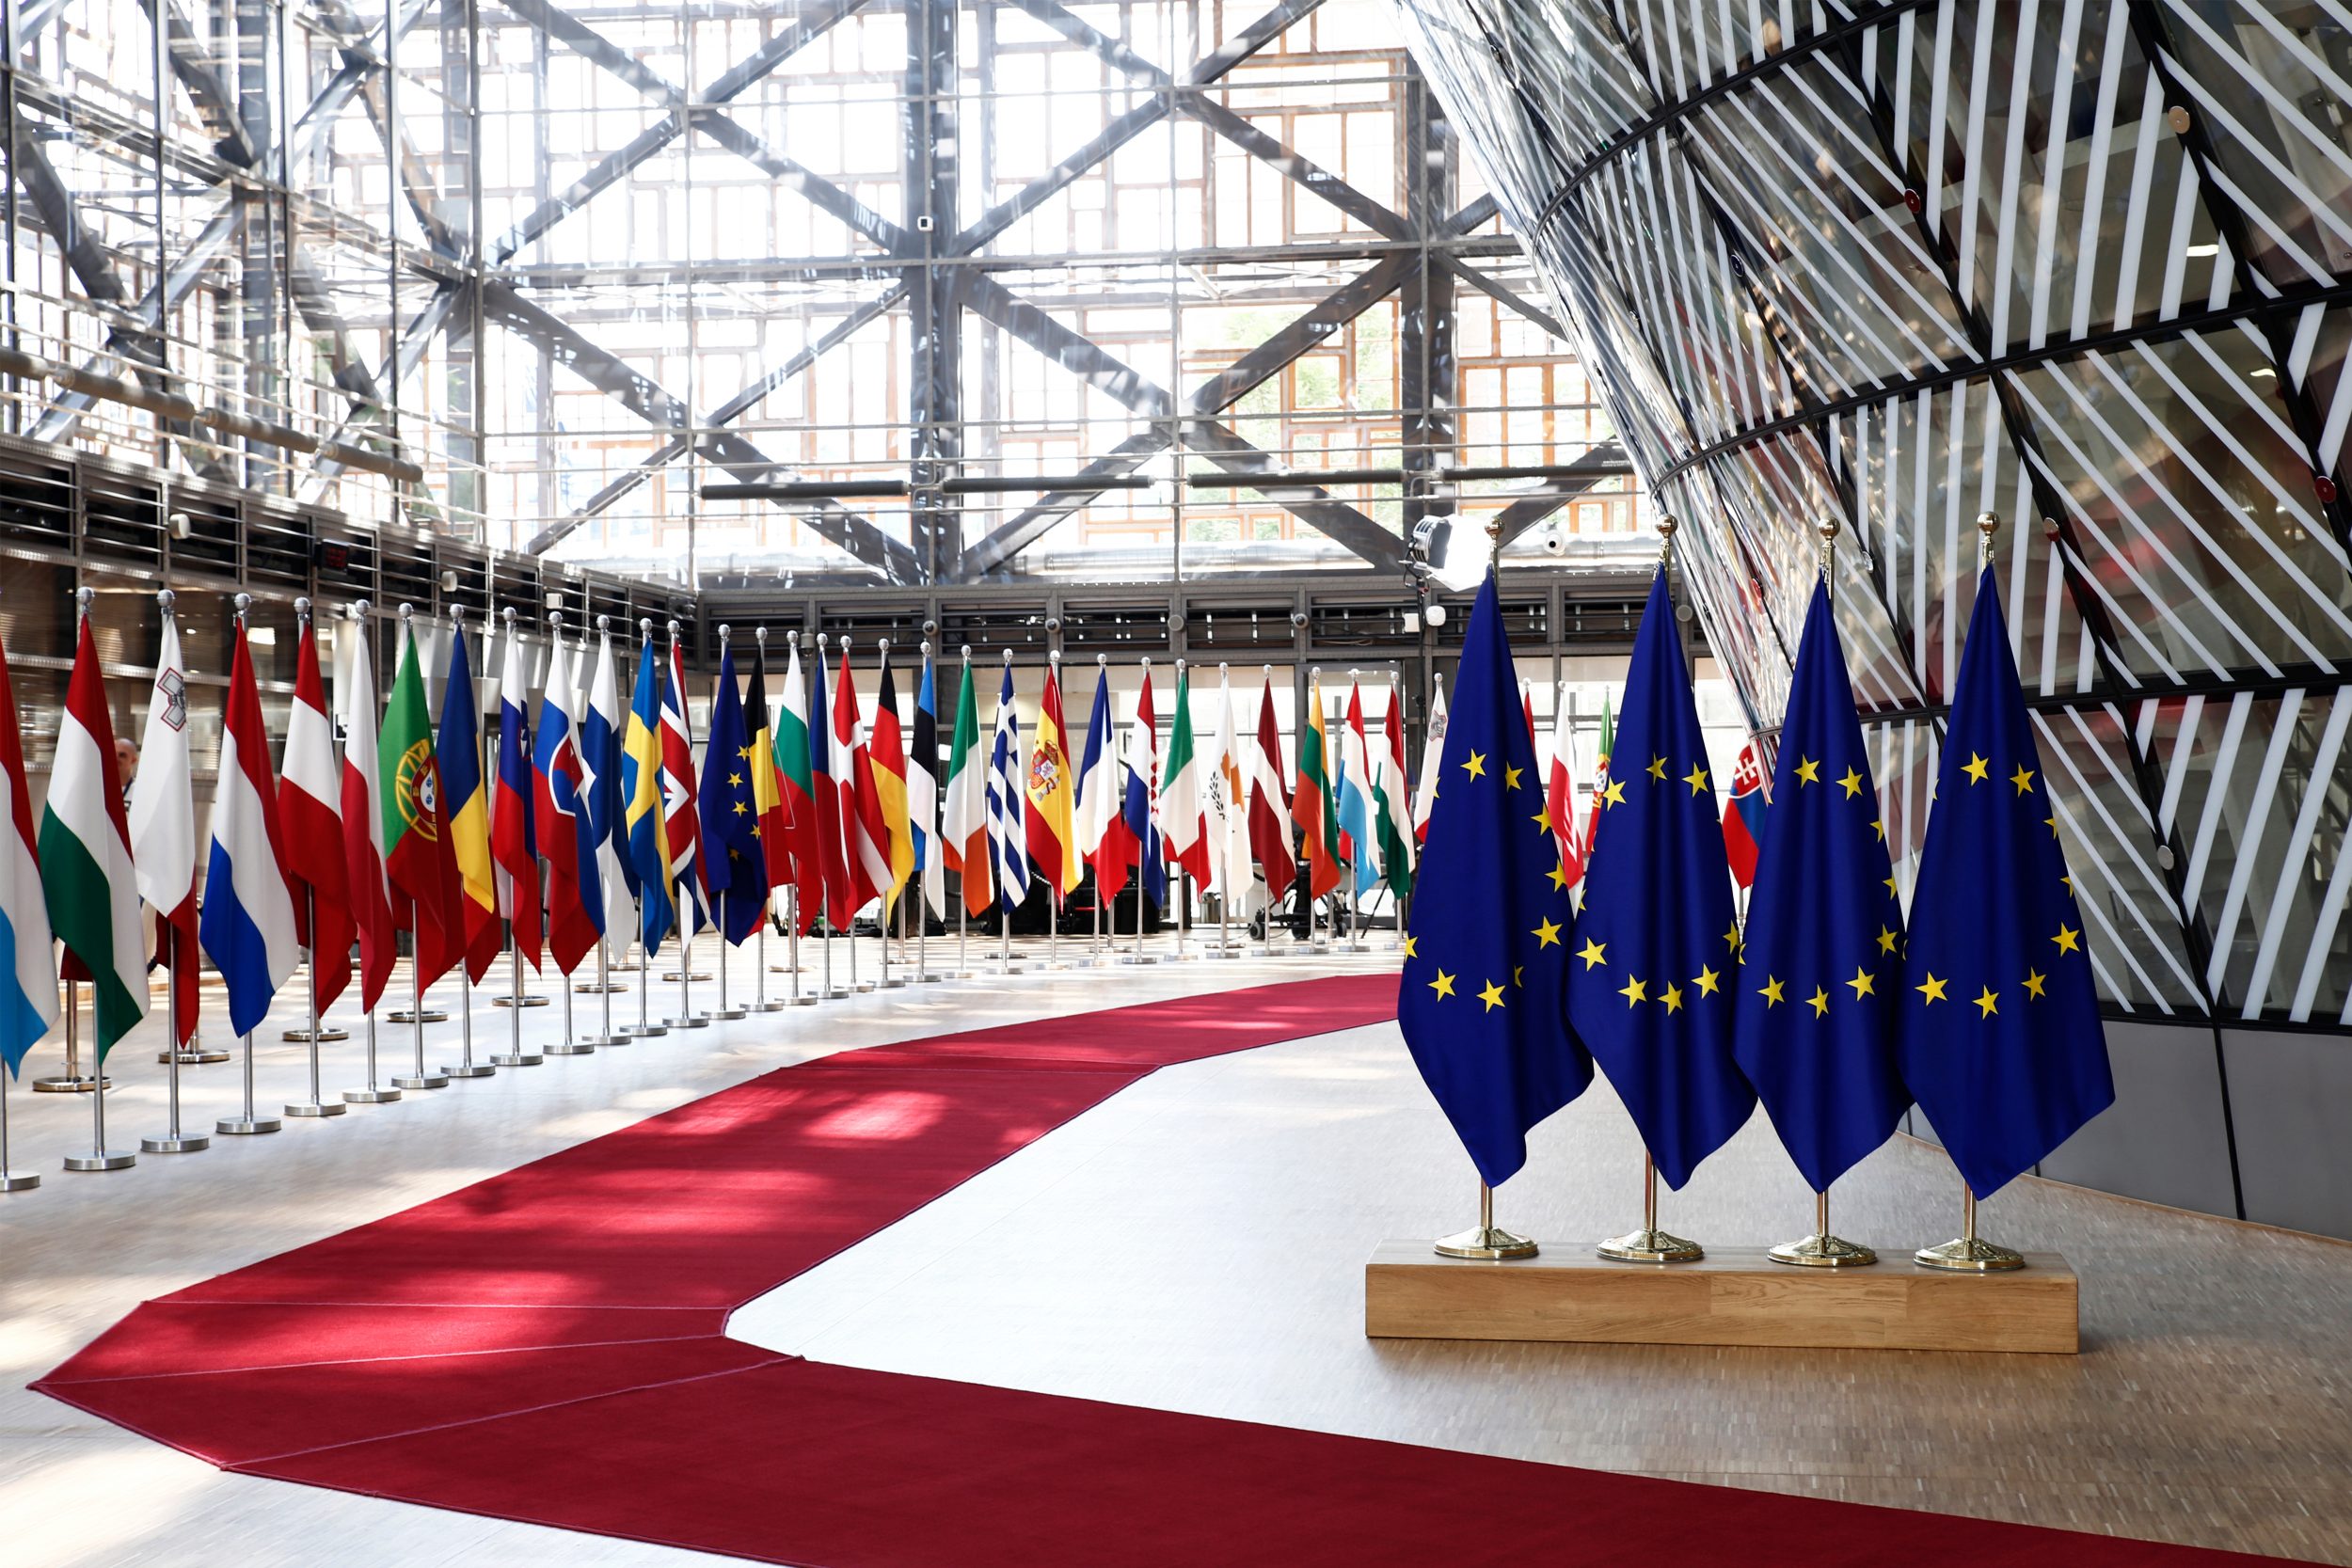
1899;566;2113;1197
1731;582;1910;1193
701;641;768;946
1398;578;1591;1188
1565;568;1754;1190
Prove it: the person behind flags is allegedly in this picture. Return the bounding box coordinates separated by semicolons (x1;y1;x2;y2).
581;617;636;945
699;631;767;946
45;596;151;1088
1123;661;1168;915
834;639;894;923
809;637;852;933
1565;524;1755;1254
1160;662;1209;891
440;613;502;985
128;594;200;1054
909;647;945;926
1335;677;1379;895
533;616;605;976
493;611;544;973
985;660;1030;921
200;598;301;1057
1543;687;1583;889
1398;577;1591;1247
622;621;677;956
1410;673;1445;844
1073;657;1130;909
281;603;355;1017
1294;670;1343;902
1024;653;1082;916
1724;737;1770;893
775;632;826;935
942;650;992;920
340;606;397;1023
0;632;57;1105
1731;562;1910;1266
1247;669;1296;906
1372;679;1416;903
662;626;712;937
1899;517;2113;1268
868;643;916;912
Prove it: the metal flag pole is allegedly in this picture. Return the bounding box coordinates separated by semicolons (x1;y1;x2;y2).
0;1067;36;1190
579;612;629;1045
1042;648;1066;973
393;605;450;1091
281;598;347;1118
1130;655;1153;966
145;898;210;1150
1916;512;2029;1274
63;976;134;1169
215;596;282;1138
914;635;941;984
444;609;494;1078
876;638;905;990
1596;519;1699;1264
753;627;789;1012
1208;660;1238;961
817;635;842;998
544;612;599;1053
635;895;667;1037
788;888;815;1005
34;974;99;1092
709;624;749;1020
342;602;400;1105
669;618;712;1028
1435;1180;1538;1259
493;610;545;1067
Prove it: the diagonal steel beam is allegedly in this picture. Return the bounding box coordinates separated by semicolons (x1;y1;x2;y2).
1489;444;1631;546
1183;420;1407;569
1443;258;1566;340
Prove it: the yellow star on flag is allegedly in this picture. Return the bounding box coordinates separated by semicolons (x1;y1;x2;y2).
1547;862;1571;891
1915;974;1948;1004
1429;971;1456;1000
1599;780;1626;808
728;771;744;787
1503;764;1524;791
1478;979;1506;1012
1618;975;1647;1006
1531;808;1551;833
1837;767;1863;799
1532;917;1564;948
1794;755;1820;785
2022;969;2048;999
1645;754;1668;781
1962;752;1990;784
2052;923;2081;954
1757;974;1785;1006
1577;938;1608;970
1682;764;1709;796
1973;986;1999;1017
1401;934;1417;959
1660;983;1685;1014
2010;764;2035;795
1692;965;1720;996
1875;925;1899;955
1461;752;1486;780
1845;965;1876;999
1806;987;1831;1017
1724;921;1743;953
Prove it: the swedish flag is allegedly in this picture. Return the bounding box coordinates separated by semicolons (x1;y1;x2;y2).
1731;582;1910;1193
1398;578;1591;1188
1899;566;2112;1196
1565;568;1753;1190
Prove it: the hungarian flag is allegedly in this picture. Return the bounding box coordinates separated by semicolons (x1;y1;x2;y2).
1411;674;1446;843
1372;682;1417;899
383;619;466;990
582;623;635;941
869;649;915;909
662;635;711;935
0;639;56;1079
440;622;501;983
42;614;149;1056
1723;738;1770;890
201;615;301;1036
1123;666;1167;911
127;604;199;1044
775;637;824;934
1160;664;1209;884
1294;671;1343;899
836;643;893;913
910;654;945;920
340;613;396;1011
622;627;676;950
1025;657;1081;904
1248;673;1296;902
281;611;355;1011
533;627;604;974
749;636;793;896
941;656;991;917
808;641;852;931
493;624;543;970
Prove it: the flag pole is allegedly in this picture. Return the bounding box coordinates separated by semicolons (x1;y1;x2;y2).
342;603;401;1105
1044;648;1066;973
0;1067;34;1189
211;596;283;1139
278;600;348;1049
1435;1180;1537;1259
877;638;904;990
752;627;786;1012
584;621;628;1042
668;619;712;1026
1916;512;2028;1273
915;636;939;983
444;608;495;1077
62;975;134;1170
141;594;213;1150
1132;656;1154;966
634;897;667;1037
786;630;818;1003
492;609;545;1066
543;611;600;1050
709;625;750;1019
390;607;451;1092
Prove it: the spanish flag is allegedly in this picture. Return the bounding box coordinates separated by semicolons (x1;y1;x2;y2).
1023;657;1082;903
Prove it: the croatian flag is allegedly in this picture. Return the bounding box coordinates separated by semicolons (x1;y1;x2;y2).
1724;738;1770;891
493;625;544;969
533;627;604;974
200;618;300;1037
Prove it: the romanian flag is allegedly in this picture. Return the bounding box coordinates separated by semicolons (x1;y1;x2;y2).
1294;671;1342;899
1024;657;1081;902
869;648;916;909
439;621;501;983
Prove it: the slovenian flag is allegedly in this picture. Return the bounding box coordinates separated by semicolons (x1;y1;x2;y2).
200;614;300;1037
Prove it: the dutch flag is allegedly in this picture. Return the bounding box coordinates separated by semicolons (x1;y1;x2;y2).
200;617;299;1037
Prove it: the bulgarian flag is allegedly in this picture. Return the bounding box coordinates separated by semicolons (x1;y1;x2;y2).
774;637;822;935
41;614;149;1057
382;618;466;990
1294;670;1343;900
941;655;991;917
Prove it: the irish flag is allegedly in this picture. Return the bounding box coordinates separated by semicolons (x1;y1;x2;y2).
42;615;148;1057
1160;663;1209;884
941;655;990;917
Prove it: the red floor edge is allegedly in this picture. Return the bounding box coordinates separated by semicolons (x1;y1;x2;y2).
34;974;2292;1568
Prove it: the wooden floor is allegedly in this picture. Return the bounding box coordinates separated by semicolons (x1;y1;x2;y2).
6;942;2349;1566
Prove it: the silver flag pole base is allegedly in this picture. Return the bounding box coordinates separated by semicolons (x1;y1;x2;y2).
712;1006;750;1020
343;1086;401;1103
1596;1227;1704;1263
1433;1224;1539;1260
392;1071;451;1089
574;980;627;993
491;994;549;1008
445;1060;498;1078
627;1022;670;1037
141;1131;212;1152
660;972;713;983
33;1075;107;1093
280;1101;346;1119
668;1016;714;1028
156;1046;231;1065
280;1026;350;1043
215;1115;282;1136
64;1149;136;1171
0;1170;39;1191
387;1009;449;1024
488;1051;543;1068
544;1041;596;1054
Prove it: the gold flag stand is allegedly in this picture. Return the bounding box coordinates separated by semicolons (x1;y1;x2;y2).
1434;1181;1537;1260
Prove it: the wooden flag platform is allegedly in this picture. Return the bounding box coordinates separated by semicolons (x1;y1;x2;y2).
1364;1241;2078;1354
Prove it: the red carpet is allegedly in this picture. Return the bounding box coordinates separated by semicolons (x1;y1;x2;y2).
36;975;2284;1566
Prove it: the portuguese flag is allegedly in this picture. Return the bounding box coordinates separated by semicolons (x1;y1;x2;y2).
380;621;466;989
41;615;149;1058
1293;670;1343;899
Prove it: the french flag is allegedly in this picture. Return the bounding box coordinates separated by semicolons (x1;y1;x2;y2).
493;624;544;969
199;617;299;1036
1724;739;1770;890
1121;667;1167;911
1074;666;1132;891
532;628;604;974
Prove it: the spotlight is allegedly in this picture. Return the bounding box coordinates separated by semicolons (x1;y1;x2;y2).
1410;514;1485;593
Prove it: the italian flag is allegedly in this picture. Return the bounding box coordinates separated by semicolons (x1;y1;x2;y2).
941;657;991;917
1160;664;1209;883
42;616;149;1057
773;640;822;936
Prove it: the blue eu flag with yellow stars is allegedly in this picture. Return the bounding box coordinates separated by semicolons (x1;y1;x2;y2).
1398;577;1591;1189
1899;566;2113;1197
1565;568;1753;1191
1731;581;1911;1194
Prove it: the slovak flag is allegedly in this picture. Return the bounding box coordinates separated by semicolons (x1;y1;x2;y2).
199;615;300;1036
492;623;544;969
533;626;605;974
1724;738;1771;890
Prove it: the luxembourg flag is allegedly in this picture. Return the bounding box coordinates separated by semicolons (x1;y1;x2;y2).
199;616;300;1037
0;647;56;1078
